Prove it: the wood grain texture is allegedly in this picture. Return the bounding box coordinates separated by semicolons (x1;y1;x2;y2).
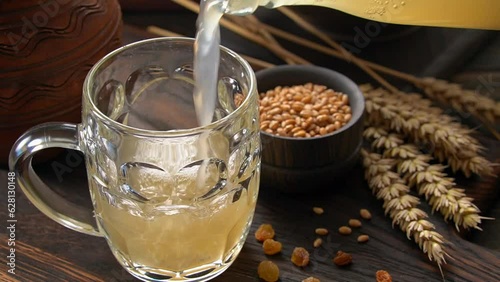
0;237;104;282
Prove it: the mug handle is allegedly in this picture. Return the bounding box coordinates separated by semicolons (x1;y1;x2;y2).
9;122;102;237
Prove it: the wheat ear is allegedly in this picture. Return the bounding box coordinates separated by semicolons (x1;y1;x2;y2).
361;84;494;178
364;127;487;231
361;149;450;273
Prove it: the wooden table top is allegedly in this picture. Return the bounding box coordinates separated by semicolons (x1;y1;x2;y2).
1;7;499;282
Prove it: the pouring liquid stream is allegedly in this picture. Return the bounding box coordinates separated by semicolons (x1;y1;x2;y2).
193;0;225;127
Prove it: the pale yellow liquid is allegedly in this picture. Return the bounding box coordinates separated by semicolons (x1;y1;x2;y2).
228;0;500;30
91;173;259;278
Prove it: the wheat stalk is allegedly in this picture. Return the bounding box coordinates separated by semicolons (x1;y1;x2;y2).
363;127;488;231
361;84;494;178
418;77;500;138
419;77;500;123
276;7;399;93
361;149;450;273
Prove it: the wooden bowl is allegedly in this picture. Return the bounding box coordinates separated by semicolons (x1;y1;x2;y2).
256;65;365;193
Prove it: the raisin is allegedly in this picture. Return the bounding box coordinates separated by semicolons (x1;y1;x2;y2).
333;250;352;266
291;247;310;267
257;260;279;282
255;224;275;242
263;239;282;255
376;270;392;282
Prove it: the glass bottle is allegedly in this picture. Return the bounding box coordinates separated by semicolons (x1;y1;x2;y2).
222;0;500;30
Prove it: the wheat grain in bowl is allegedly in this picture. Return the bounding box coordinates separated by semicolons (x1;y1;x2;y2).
259;82;352;138
255;65;365;193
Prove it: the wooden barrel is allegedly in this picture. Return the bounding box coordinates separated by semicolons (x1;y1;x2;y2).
0;0;123;167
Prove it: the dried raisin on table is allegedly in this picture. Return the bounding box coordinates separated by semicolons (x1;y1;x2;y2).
333;250;352;266
263;239;282;255
376;270;392;282
291;247;310;267
255;224;275;242
257;260;280;282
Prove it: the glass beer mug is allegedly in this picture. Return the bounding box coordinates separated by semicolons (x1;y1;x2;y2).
9;37;261;282
223;0;500;30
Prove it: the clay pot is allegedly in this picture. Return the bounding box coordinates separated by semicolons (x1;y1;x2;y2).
0;0;123;166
